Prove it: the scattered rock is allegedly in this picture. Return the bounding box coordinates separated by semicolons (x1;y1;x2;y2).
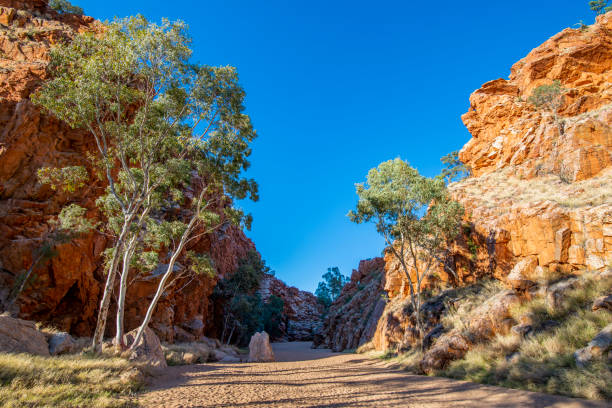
506;257;538;291
546;278;579;309
511;324;533;338
123;327;167;373
592;294;612;312
574;323;612;368
48;332;76;355
0;315;49;356
248;331;275;362
420;333;470;373
422;324;444;350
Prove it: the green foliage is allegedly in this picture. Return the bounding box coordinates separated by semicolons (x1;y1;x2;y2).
214;251;283;345
32;15;259;351
315;267;349;309
589;0;612;14
37;166;88;193
440;151;470;183
262;295;285;339
527;80;566;113
348;158;464;343
48;0;84;15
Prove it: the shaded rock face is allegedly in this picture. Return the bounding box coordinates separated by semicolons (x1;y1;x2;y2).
0;1;256;341
0;314;49;355
258;274;323;341
315;258;386;351
248;331;274;362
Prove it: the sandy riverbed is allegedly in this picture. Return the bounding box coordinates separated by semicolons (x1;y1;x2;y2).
138;342;608;408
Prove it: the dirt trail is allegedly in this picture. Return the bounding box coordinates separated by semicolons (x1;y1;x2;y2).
139;342;608;408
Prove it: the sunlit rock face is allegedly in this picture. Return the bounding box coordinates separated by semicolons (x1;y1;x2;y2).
258;274;323;341
0;0;256;340
323;13;612;354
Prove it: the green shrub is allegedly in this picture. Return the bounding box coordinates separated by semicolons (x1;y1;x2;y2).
49;0;84;15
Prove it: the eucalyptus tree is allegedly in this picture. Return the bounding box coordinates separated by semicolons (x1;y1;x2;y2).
33;15;257;352
348;158;463;347
589;0;611;15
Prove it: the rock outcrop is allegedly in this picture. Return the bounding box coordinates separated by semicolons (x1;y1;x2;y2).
247;331;275;362
0;314;49;355
258;274;323;341
123;327;167;373
322;13;612;365
0;0;256;341
314;258;386;351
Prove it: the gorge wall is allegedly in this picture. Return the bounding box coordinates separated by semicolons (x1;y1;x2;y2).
322;12;612;353
258;274;323;341
0;0;321;343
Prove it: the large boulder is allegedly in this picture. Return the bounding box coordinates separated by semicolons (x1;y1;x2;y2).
248;331;275;362
124;327;167;373
0;315;49;356
48;332;76;355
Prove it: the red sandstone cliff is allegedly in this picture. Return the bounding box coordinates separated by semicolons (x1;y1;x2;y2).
323;13;612;354
0;0;256;341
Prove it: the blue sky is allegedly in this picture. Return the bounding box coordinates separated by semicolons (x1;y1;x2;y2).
78;0;593;292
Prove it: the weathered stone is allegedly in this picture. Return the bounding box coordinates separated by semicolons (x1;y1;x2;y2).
592;294;612;312
248;331;275;363
48;332;76;355
123;327;167;373
257;274;323;342
420;333;470;373
546;277;579;309
511;324;533;338
574;323;612;368
506;257;538;290
0;315;49;356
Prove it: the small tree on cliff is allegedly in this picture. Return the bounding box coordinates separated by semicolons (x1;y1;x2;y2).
33;16;257;353
348;158;463;348
528;80;567;134
589;0;611;15
440;151;471;184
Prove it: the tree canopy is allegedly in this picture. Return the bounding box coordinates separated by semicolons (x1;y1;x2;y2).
348;158;463;346
33;15;258;352
315;267;349;309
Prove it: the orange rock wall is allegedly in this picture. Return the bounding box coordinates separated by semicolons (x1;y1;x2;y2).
0;0;256;340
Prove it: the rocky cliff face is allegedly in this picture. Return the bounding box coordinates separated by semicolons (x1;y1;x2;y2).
322;13;612;354
314;258;386;351
258;274;323;341
0;0;256;341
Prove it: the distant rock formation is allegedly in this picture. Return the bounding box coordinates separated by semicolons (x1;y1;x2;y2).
314;258;386;351
258;274;323;341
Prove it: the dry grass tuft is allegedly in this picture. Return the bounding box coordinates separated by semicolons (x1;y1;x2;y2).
450;167;612;209
438;272;612;400
0;353;142;407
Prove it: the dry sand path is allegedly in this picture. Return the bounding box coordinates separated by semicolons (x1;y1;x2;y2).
139;342;609;408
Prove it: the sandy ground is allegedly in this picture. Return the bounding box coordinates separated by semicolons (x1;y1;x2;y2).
139;342;609;408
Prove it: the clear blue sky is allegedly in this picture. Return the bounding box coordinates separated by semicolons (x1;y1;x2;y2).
78;0;593;292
